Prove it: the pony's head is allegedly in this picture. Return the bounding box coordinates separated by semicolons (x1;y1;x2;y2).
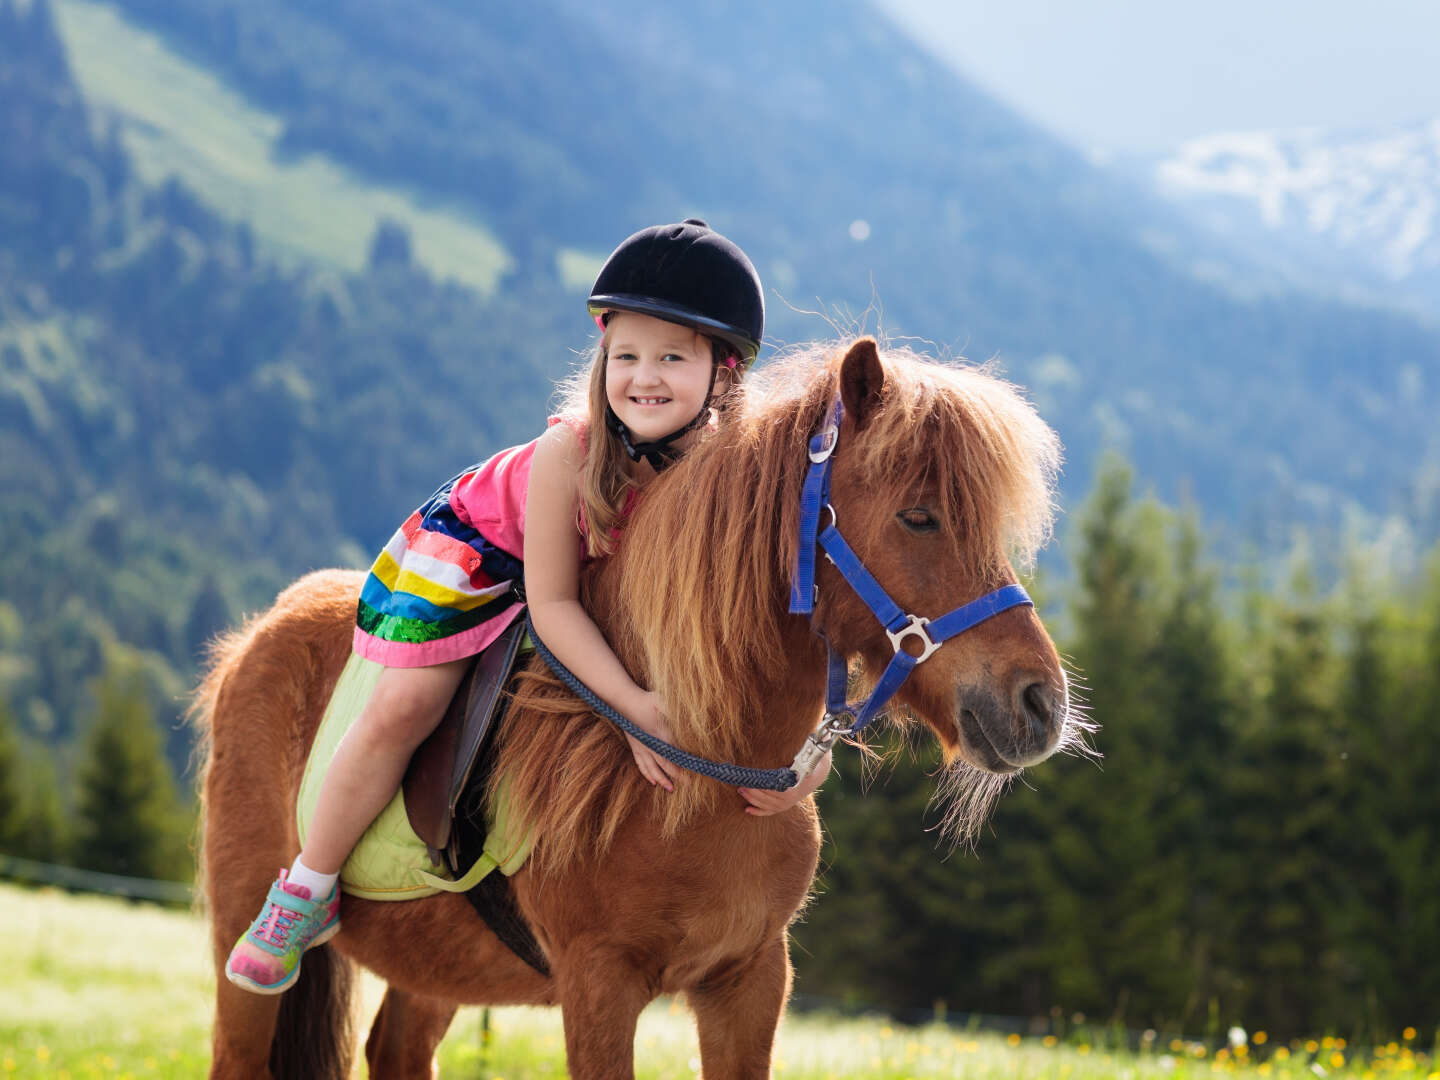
507;336;1076;862
810;339;1069;777
606;336;1074;840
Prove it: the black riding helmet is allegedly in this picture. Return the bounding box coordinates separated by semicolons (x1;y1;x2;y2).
590;219;764;470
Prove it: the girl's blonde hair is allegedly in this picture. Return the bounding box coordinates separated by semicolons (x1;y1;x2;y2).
558;329;741;557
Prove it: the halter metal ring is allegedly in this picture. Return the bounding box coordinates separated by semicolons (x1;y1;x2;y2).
887;614;942;664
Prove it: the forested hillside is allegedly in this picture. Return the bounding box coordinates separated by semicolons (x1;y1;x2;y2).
74;0;1440;547
0;0;573;761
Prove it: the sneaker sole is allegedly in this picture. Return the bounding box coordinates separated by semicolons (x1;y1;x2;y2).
224;919;341;996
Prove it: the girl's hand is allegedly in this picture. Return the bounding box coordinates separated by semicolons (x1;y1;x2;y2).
625;691;681;792
738;750;832;816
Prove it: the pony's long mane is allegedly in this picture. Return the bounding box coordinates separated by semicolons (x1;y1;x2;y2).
493;341;1061;875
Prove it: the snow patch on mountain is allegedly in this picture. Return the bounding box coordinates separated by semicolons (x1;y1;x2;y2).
1150;118;1440;293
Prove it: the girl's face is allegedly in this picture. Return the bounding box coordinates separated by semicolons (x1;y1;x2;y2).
604;312;725;448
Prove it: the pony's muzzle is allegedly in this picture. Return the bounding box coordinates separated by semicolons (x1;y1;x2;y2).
957;679;1064;771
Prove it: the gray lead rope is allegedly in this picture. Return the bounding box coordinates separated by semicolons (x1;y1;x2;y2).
524;612;800;791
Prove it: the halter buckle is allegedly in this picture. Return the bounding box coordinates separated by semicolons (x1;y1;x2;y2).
808;424;839;463
886;614;942;664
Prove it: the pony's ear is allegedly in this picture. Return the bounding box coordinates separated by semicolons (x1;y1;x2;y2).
839;337;885;429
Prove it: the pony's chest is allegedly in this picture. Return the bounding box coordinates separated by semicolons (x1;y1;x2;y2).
650;812;821;982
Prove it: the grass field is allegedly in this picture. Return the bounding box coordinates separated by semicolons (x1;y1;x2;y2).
52;0;513;295
3;881;1435;1078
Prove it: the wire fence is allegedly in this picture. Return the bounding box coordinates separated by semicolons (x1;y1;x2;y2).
0;853;194;904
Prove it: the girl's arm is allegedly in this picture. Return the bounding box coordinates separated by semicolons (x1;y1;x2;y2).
524;423;680;790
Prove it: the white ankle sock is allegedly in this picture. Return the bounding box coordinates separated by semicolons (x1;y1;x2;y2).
286;856;339;898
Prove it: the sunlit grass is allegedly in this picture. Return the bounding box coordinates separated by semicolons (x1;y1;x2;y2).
4;882;1435;1077
52;0;511;295
437;1005;1440;1079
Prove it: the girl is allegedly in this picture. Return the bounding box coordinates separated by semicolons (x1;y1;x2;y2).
225;219;832;995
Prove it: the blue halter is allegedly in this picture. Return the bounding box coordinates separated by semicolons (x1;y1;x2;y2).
785;397;1035;778
527;393;1036;792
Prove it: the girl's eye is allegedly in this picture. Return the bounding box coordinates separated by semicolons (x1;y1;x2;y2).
663;353;688;363
896;508;938;533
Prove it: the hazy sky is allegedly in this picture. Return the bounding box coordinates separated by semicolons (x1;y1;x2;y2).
878;0;1440;152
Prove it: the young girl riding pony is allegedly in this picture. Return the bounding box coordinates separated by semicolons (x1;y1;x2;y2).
226;219;833;995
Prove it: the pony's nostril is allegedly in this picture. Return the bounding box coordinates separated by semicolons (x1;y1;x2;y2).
1020;682;1053;742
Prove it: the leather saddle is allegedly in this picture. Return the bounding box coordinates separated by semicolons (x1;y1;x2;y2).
400;614;550;975
402;615;526;864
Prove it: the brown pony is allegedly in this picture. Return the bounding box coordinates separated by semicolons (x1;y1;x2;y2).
194;338;1075;1079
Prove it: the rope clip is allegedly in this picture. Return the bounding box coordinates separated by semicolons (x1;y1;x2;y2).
789;711;852;780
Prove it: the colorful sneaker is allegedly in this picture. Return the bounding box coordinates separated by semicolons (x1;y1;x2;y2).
224;869;341;995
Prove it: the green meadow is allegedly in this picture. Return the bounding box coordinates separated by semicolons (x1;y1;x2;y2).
4;882;1435;1078
52;0;513;294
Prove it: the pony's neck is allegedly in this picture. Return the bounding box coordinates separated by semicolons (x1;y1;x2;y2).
741;613;832;768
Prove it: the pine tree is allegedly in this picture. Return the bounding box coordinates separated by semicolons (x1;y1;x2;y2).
958;455;1186;1027
1226;559;1344;1036
0;698;25;855
18;751;68;864
1146;509;1244;1029
71;652;192;881
367;218;413;269
1341;548;1440;1032
1060;460;1190;1028
184;575;231;667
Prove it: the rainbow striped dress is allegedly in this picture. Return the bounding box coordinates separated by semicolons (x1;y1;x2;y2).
352;428;553;668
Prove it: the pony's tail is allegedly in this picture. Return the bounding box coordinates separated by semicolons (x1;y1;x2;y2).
269;944;357;1080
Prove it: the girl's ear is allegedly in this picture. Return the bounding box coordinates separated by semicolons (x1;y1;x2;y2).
711;365;741;411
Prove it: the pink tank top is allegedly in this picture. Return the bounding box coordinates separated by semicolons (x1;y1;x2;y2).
450;415;585;559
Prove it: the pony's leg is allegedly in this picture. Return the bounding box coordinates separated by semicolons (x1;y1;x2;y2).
209;977;283;1080
689;935;791;1079
556;945;653;1080
205;785;292;1077
364;986;458;1080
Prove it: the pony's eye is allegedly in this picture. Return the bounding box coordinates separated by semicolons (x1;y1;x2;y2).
897;508;938;533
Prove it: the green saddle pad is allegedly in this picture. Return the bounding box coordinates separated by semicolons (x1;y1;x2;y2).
297;652;530;901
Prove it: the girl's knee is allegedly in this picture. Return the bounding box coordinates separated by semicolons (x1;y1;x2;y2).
359;663;466;747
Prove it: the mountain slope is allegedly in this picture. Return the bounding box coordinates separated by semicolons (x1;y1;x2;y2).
68;0;1440;549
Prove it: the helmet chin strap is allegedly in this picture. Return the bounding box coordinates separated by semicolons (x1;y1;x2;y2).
606;360;722;472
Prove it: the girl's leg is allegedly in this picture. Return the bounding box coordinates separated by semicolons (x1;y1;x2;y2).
226;657;471;994
300;658;473;873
